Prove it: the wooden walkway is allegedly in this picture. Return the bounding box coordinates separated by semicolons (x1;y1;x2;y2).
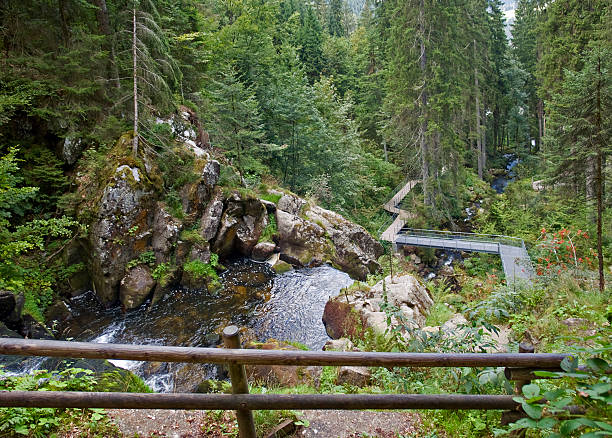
380;180;534;285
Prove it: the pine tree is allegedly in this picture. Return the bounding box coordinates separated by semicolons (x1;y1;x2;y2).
545;46;611;292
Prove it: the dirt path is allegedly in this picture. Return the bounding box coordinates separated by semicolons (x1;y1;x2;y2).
107;408;421;437
298;410;421;438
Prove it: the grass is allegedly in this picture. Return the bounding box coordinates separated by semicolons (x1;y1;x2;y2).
258;213;277;243
260;192;282;204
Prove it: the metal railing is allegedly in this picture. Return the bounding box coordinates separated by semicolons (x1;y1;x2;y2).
398;227;527;249
0;329;568;437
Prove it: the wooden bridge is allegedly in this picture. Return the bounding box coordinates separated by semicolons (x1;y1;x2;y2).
381;179;534;285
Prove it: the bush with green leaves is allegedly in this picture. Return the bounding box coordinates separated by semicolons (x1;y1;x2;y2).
495;335;612;437
0;148;80;320
0;367;115;437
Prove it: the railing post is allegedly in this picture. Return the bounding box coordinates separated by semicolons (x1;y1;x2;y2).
223;326;256;438
502;342;535;437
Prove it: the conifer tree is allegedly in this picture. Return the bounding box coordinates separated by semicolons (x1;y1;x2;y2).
545;46;611;292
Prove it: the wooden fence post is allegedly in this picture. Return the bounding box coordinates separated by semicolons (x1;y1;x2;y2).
223;326;256;438
502;342;535;437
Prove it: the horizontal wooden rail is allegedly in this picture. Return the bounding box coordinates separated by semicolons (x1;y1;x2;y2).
0;338;568;368
0;392;519;411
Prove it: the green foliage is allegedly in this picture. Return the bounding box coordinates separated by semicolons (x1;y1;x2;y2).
0;367;117;437
495;336;612;437
258;213;277;243
179;228;205;245
259;192;282;204
126;251;156;270
0;149;79;319
183;254;220;282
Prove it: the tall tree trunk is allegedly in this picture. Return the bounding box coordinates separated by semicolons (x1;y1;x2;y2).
537;99;544;147
58;0;70;45
92;0;120;88
419;0;430;205
595;55;604;292
474;40;483;180
481;106;487;175
132;8;139;157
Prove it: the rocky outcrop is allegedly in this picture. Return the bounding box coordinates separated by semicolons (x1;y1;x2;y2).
152;204;181;263
87;161;157;305
213;194;267;258
323;274;432;339
120;266;156;310
306;206;383;279
74;133;381;308
276;209;328;266
336;366;371;387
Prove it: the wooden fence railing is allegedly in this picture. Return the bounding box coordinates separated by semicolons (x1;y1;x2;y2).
0;327;568;438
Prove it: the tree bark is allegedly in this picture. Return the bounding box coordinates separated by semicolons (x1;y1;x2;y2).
595;55;604;292
474;40;483;180
132;8;139;157
419;0;430;205
92;0;120;88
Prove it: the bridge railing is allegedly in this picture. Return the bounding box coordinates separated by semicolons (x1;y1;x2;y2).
0;332;567;437
398;227;526;249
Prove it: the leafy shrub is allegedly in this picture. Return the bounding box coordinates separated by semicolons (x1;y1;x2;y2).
0;367;116;437
184;254;219;282
258;213;277;243
126;250;156;270
495;335;612;437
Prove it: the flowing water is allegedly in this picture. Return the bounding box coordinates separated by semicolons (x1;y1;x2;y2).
3;260;352;391
491;153;519;194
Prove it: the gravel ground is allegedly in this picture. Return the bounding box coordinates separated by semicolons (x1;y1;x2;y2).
297;410;421;438
107;408;421;437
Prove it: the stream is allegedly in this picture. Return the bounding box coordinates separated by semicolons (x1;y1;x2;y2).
4;260;352;392
424;153;519;281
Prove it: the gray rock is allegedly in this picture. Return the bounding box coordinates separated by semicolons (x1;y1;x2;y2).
0;291;16;321
88;164;156;305
200;192;224;242
213;194;267;258
306;206;383;280
370;274;433;327
277;194;306;215
201;160;220;187
276;210;327;266
62;136;85;165
189;243;211;264
323;273;432;338
323;338;354;352
336;366;371;387
252;242;277;261
120;266;156;310
152;204;180;263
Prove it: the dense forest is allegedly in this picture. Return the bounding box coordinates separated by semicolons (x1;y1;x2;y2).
0;0;610;435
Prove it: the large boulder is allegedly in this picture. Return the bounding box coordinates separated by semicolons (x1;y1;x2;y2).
200;191;224;241
0;291;16;321
213;194;267;258
323;274;432;338
277;194;306;216
245;340;321;387
87;163;157;305
120;265;156;310
306;206;383;280
276;209;328;266
152;203;180;263
252;242;277;261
